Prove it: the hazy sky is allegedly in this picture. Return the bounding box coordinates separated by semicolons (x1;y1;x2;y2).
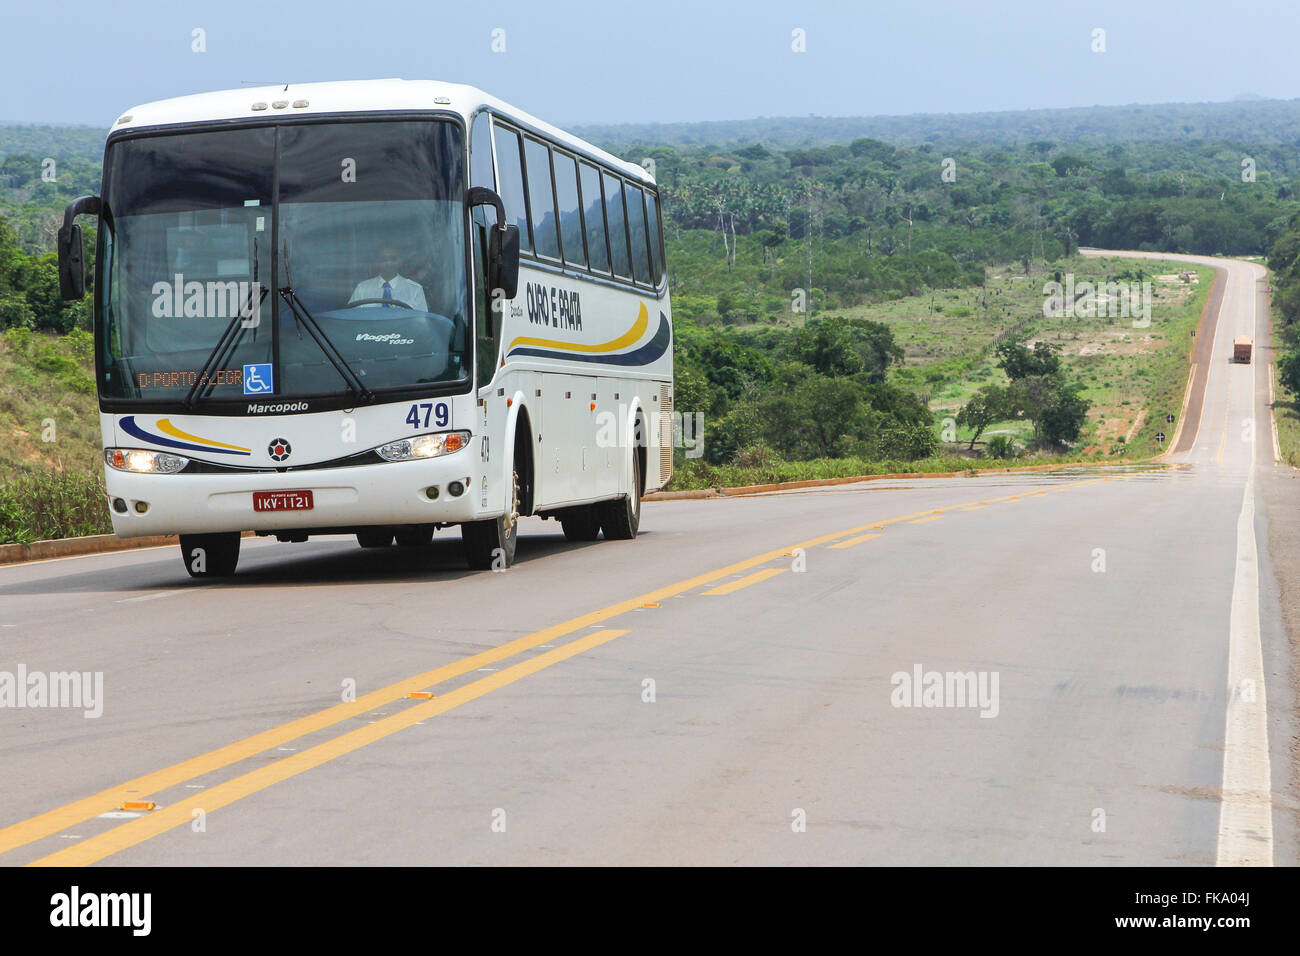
4;0;1299;128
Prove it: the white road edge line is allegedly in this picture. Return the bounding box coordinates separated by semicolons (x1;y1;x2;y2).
1216;270;1273;867
1268;360;1282;464
115;591;182;604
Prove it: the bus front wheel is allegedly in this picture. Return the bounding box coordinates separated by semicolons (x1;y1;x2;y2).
179;532;241;578
462;468;519;570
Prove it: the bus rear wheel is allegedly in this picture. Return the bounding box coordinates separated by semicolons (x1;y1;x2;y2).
356;529;395;548
394;524;435;547
180;532;241;578
598;449;641;540
462;468;519;570
559;506;602;541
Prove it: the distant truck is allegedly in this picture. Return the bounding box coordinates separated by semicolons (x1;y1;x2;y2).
1234;336;1253;364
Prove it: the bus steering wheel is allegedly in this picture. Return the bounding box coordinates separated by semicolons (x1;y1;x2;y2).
340;297;415;311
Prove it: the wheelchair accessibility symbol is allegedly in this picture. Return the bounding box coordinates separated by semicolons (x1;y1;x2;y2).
243;363;273;396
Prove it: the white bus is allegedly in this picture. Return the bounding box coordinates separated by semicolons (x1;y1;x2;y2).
58;79;673;576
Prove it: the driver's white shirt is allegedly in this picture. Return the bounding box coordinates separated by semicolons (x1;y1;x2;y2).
349;275;428;311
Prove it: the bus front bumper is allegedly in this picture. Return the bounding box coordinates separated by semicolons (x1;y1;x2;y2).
104;455;486;538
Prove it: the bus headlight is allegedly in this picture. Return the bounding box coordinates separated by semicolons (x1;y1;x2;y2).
377;430;471;462
105;448;189;474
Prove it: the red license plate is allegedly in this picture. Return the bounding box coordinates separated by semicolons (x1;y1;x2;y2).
253;490;314;512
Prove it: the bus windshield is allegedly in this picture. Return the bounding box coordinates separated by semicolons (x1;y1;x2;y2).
98;118;469;404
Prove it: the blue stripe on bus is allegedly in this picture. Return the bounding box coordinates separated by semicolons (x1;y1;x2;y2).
119;416;251;456
508;312;671;367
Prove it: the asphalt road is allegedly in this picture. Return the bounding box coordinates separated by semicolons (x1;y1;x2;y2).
0;253;1293;866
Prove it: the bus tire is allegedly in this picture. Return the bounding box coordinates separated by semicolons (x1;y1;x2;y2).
559;506;602;541
180;532;241;578
357;529;395;548
462;467;519;570
598;448;641;541
394;524;434;547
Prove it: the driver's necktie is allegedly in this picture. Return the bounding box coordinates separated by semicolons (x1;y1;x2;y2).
382;280;393;305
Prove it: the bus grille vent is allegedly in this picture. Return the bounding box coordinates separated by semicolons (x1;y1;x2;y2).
658;385;673;486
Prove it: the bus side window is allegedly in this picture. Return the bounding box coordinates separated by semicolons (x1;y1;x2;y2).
646;191;664;286
603;172;631;280
524;138;560;260
553;151;586;269
580;162;610;274
492;125;531;254
625;183;651;285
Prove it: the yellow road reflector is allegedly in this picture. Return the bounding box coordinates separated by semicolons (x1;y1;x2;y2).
120;802;155;812
406;692;435;700
641;602;660;608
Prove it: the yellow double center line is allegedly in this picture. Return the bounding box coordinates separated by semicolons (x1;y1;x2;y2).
3;476;1104;866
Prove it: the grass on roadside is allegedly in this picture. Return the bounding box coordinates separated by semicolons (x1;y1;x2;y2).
666;449;1124;491
0;327;102;478
1273;377;1300;466
0;466;111;545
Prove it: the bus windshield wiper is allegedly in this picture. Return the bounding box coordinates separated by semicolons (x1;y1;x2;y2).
278;240;374;402
184;242;267;408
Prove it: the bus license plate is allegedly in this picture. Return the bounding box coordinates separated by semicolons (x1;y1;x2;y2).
253;490;314;512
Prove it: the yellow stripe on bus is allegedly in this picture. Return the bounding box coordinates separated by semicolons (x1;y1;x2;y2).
155;419;251;453
507;303;647;355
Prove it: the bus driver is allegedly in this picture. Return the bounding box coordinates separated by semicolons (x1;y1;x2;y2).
349;243;429;312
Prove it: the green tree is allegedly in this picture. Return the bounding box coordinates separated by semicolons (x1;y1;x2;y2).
877;421;938;460
1280;349;1300;394
761;376;871;459
788;321;864;377
996;340;1062;380
1039;382;1090;445
956;385;1008;449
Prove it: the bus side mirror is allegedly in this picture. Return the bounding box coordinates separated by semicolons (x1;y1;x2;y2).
58;195;102;301
58;223;85;300
468;187;520;303
488;224;520;301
